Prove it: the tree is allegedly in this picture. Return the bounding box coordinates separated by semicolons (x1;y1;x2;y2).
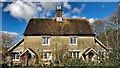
1;32;14;48
0;32;17;64
91;20;105;36
91;4;120;65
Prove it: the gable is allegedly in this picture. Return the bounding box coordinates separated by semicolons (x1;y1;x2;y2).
24;18;95;36
82;48;99;56
20;48;36;57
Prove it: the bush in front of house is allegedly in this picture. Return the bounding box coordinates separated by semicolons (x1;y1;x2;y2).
63;58;88;67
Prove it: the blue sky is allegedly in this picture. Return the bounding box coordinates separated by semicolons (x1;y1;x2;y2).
1;2;118;39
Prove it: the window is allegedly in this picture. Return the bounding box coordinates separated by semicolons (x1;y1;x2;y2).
42;51;52;60
69;50;80;58
99;50;106;61
56;17;62;22
70;36;77;45
12;52;20;61
42;36;50;45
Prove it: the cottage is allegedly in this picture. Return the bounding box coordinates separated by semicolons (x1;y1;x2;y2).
6;5;109;66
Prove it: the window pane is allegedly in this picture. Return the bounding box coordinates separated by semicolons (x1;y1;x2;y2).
70;38;73;44
44;52;47;59
70;37;77;45
45;38;47;44
47;52;51;59
70;51;80;59
76;52;79;58
12;54;15;59
46;38;48;44
42;38;45;44
73;37;76;44
16;53;20;59
42;37;50;45
43;52;52;59
73;52;76;58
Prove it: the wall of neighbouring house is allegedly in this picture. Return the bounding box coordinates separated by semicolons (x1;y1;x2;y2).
6;41;24;66
12;42;24;52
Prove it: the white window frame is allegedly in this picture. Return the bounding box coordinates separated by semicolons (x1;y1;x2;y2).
69;50;80;59
42;36;50;45
42;50;52;61
12;51;20;61
70;36;77;45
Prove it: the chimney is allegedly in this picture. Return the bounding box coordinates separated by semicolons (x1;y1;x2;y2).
56;5;62;22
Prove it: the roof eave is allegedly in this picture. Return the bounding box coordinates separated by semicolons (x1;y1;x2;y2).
23;34;95;36
7;38;24;53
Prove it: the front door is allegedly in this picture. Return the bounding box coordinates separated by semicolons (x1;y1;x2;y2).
25;52;32;66
88;51;94;62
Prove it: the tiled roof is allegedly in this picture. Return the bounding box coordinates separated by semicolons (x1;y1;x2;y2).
24;18;95;36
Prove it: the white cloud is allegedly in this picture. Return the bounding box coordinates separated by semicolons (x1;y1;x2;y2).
38;2;59;17
3;2;86;20
3;1;60;19
37;6;43;12
0;2;4;7
0;0;6;2
72;15;80;18
81;17;86;19
40;2;57;11
80;4;86;11
72;7;80;13
72;4;86;14
2;0;67;2
1;0;119;2
1;31;19;38
88;18;97;23
62;12;70;18
63;2;71;10
3;1;38;20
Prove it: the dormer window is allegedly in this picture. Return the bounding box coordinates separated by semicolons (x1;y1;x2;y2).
70;36;77;45
42;36;50;45
56;17;62;22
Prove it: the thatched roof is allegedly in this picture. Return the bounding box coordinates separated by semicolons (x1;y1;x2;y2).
24;18;95;36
